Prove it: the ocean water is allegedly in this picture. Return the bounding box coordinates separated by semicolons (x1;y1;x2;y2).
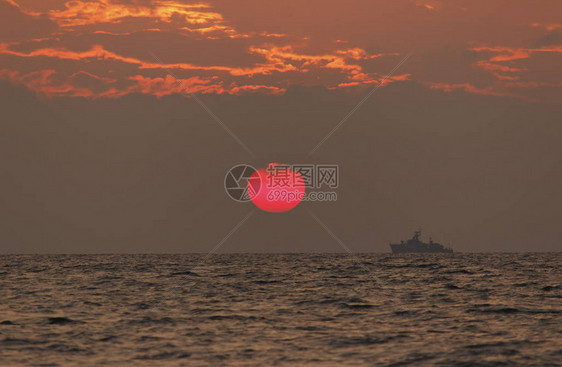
0;253;560;366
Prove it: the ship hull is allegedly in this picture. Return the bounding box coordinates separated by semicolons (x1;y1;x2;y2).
389;244;453;254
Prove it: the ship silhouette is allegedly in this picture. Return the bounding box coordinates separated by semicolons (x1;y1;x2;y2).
390;230;453;253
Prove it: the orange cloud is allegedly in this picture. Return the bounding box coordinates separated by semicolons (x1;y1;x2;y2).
0;42;390;79
476;61;524;73
248;45;386;74
6;0;287;40
0;69;100;97
48;0;217;27
532;23;562;31
0;43;286;76
0;37;407;97
128;74;218;97
179;25;248;39
493;73;520;81
2;0;41;17
413;44;562;101
128;74;284;96
472;45;562;60
0;2;406;98
3;0;256;40
335;48;386;60
0;68;285;98
504;81;562;89
471;45;562;87
413;0;443;11
337;72;410;88
426;82;504;97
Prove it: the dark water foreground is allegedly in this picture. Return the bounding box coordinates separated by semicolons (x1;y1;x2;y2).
0;253;560;366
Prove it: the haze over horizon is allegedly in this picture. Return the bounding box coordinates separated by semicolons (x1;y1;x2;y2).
1;0;561;253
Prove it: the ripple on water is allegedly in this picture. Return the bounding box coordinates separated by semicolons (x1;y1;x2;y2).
0;253;560;366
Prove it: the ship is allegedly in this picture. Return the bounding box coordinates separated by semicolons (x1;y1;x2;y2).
389;230;453;253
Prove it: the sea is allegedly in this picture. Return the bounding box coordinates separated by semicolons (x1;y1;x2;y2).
0;253;560;366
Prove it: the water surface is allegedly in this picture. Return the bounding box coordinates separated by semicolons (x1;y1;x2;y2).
0;253;560;366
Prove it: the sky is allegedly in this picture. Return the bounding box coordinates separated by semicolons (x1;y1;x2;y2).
1;0;561;253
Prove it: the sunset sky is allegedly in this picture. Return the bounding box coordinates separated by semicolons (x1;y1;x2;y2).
2;0;562;102
1;0;561;253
